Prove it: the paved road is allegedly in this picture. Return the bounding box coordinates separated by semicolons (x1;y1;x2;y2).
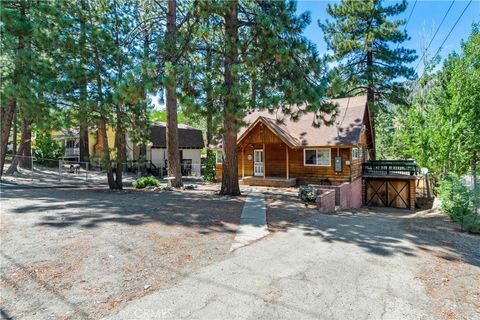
107;210;439;320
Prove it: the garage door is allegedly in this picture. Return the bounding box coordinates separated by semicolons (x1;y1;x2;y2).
365;179;411;209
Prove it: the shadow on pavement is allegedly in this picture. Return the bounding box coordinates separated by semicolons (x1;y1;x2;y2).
266;193;480;268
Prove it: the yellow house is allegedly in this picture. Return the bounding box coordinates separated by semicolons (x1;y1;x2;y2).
51;126;116;161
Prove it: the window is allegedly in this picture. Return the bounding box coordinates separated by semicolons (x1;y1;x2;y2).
360;147;365;159
304;148;331;166
215;152;223;164
65;139;76;148
352;147;358;160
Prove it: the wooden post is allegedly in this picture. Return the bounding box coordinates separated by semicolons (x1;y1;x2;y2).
263;143;265;178
241;146;245;179
286;146;289;180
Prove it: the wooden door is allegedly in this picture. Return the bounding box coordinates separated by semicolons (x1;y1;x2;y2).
254;150;264;176
387;180;410;209
365;179;387;207
365;178;411;209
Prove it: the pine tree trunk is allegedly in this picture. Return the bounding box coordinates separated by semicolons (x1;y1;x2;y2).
139;26;150;174
79;120;89;164
98;117;117;189
205;45;213;157
165;0;182;187
12;110;17;156
220;0;241;196
114;114;126;189
0;99;16;177
1;1;28;177
78;0;89;166
204;44;215;181
366;49;376;160
19;116;32;169
5;140;24;175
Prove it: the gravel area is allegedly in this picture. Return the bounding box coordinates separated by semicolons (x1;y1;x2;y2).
401;210;480;319
0;185;244;319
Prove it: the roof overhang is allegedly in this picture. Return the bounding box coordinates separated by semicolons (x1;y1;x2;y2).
237;116;299;148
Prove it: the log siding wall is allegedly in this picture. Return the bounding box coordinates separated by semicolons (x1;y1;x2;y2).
215;119;373;186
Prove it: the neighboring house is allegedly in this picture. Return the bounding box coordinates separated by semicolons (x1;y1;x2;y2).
51;128;84;161
215;95;374;187
51;127;114;162
126;122;204;176
53;122;204;176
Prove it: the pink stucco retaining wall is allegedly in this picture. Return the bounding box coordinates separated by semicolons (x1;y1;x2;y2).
315;189;336;213
349;178;362;208
310;178;362;210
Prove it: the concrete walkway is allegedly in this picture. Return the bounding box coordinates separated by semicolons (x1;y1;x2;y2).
230;192;269;251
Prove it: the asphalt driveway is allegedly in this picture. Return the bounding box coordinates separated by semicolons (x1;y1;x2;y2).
109;202;480;320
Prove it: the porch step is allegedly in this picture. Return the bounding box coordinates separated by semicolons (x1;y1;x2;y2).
242;176;296;187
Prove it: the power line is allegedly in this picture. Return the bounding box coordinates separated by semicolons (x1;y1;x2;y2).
404;0;418;30
430;0;473;63
396;0;417;50
414;0;455;72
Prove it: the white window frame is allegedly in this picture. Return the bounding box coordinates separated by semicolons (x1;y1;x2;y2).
303;148;331;167
215;151;223;164
352;147;358;160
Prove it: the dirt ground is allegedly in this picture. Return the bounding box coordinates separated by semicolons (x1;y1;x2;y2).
401;210;480;320
0;185;244;320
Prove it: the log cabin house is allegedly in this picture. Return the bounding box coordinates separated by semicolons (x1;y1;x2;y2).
216;95;419;210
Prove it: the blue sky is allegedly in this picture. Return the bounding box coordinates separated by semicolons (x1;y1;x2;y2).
153;0;479;109
298;0;480;74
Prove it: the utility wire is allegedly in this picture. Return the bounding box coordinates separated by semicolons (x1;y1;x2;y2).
429;0;473;63
414;0;455;72
404;0;418;30
396;0;417;50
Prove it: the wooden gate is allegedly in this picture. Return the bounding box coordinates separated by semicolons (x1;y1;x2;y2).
365;178;412;209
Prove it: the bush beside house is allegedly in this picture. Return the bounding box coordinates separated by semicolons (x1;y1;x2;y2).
437;173;479;233
133;176;161;189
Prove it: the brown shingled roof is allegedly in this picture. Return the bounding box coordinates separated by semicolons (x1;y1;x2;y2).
238;95;368;147
149;123;204;148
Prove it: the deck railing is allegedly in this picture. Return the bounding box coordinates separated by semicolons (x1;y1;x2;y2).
64;147;80;157
362;160;418;176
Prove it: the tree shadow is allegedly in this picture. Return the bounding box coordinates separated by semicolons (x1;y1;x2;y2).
1;186;245;235
266;193;480;268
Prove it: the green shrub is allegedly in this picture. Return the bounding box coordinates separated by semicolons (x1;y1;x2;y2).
436;173;478;233
133;176;160;189
33;132;64;166
202;152;216;183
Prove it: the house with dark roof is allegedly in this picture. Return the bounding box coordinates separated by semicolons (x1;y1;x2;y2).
215;95;374;190
127;122;204;176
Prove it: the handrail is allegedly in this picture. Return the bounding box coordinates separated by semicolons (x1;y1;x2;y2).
363;160;418;176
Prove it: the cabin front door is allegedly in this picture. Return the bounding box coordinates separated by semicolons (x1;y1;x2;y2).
254;149;264;176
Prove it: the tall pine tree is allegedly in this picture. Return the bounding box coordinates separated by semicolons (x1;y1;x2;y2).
320;0;416;109
191;0;332;195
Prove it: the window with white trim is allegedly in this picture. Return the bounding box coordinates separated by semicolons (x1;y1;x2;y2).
304;149;331;166
352;147;358;160
215;152;223;164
